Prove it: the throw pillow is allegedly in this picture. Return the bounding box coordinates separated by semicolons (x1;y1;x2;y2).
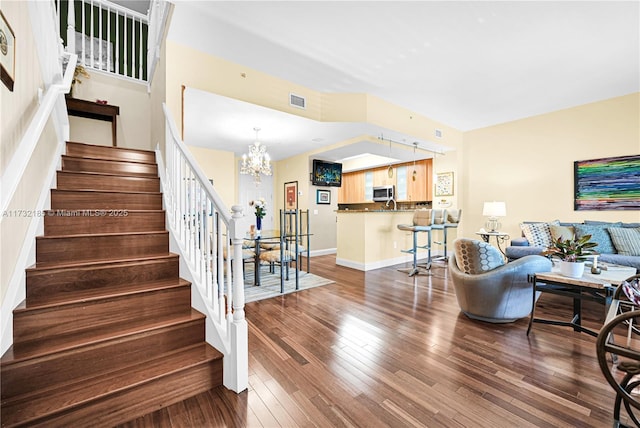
574;223;621;254
549;224;575;242
520;221;558;247
454;239;505;274
608;227;640;256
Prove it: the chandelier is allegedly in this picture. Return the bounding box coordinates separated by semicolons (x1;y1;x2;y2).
240;127;272;184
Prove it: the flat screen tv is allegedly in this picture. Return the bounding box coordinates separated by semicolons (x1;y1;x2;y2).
312;159;342;187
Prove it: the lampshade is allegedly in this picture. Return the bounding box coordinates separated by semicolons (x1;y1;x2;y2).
482;201;506;218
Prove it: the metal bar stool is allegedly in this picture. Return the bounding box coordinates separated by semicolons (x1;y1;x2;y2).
397;209;433;276
430;209;447;262
433;209;462;262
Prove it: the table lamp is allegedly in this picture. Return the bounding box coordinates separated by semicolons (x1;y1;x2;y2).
483;201;506;232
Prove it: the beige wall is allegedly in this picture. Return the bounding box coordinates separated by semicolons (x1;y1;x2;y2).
68;71;151;150
165;40;324;132
0;1;43;174
165;43;639;256
187;145;236;209
463;93;640;241
0;1;57;305
1;124;58;304
164;43;465;252
272;136;386;252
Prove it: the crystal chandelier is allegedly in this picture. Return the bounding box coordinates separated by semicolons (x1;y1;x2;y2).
240;127;272;184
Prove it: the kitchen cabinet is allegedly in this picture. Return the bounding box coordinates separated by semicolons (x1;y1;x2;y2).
338;170;365;203
338;159;433;203
364;171;373;201
373;166;395;187
395;159;432;202
406;159;432;202
396;166;408;200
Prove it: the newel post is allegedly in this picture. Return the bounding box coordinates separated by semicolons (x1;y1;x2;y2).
223;205;248;392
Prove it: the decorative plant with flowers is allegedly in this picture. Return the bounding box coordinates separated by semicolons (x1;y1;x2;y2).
249;198;266;219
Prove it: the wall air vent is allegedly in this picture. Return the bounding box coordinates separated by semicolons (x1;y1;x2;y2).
290;93;306;109
435;129;443;138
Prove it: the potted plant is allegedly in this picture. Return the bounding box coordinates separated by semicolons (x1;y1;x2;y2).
541;234;598;278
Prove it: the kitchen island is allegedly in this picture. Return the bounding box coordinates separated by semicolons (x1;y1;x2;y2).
336;209;432;271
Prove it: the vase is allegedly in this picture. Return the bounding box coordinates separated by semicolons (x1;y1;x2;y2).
256;216;262;231
559;260;585;278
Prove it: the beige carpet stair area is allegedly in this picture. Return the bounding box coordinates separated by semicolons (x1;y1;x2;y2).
0;142;223;427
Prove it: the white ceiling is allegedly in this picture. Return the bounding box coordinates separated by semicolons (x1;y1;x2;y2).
168;1;639;162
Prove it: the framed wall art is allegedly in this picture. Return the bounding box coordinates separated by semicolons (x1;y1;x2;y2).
0;10;16;91
435;172;454;196
317;189;331;205
285;181;298;211
574;154;640;210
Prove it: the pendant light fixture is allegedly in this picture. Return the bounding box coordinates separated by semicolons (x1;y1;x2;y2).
387;138;394;178
412;142;418;181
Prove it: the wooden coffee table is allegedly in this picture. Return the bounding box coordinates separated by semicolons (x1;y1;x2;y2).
527;263;637;337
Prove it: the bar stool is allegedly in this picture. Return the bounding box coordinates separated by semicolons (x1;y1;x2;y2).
397;209;433;276
430;209;447;262
433;209;462;262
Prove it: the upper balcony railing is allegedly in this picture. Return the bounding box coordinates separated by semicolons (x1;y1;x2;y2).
55;0;167;85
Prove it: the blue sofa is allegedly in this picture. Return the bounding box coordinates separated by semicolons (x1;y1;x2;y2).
505;220;640;272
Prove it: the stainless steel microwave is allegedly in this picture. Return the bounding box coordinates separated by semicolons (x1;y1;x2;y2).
372;185;395;201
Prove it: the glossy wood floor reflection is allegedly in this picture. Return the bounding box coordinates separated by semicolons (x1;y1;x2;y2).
119;255;621;427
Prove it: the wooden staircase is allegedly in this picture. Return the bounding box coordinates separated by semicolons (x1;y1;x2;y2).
1;142;223;427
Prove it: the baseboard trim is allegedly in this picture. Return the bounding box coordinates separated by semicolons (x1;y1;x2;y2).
309;248;336;257
336;252;443;272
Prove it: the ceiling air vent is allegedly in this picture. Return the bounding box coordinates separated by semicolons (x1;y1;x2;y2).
289;93;306;109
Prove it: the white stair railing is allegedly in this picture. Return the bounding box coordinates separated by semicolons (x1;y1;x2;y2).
56;0;169;85
158;104;248;393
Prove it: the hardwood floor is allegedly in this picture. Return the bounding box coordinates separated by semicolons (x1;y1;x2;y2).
119;254;623;427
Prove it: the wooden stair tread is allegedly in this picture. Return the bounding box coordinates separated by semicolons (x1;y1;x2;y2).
44;209;165;214
16;278;191;312
36;230;169;240
35;254;171;269
2;141;221;426
2;309;205;364
56;170;160;179
66;141;156;156
1;343;222;427
60;156;158;178
26;253;179;273
61;154;157;166
51;188;161;196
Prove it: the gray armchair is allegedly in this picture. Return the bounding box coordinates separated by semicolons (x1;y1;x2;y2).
449;238;552;323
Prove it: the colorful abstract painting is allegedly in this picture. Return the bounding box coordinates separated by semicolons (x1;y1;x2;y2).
574;155;640;210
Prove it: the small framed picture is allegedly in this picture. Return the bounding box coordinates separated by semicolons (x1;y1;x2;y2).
435;172;454;196
317;189;331;205
285;181;298;211
0;10;16;91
